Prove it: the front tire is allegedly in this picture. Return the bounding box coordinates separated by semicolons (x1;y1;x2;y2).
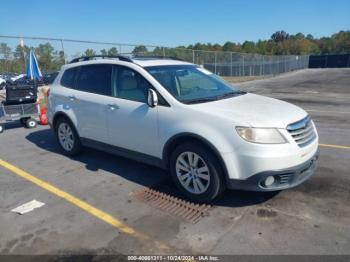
55;117;82;156
169;143;225;203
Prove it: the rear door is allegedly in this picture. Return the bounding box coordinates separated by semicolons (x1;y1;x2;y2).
72;64;112;143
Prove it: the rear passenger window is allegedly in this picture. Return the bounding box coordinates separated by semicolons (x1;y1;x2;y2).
60;67;77;88
75;64;112;96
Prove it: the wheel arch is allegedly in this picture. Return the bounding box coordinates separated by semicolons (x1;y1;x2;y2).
52;111;79;135
162;133;230;182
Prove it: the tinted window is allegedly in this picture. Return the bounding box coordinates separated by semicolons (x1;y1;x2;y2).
114;66;150;103
60;67;77;88
76;64;112;96
44;72;59;85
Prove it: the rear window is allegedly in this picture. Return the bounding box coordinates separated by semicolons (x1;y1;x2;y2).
60;67;77;88
75;64;112;96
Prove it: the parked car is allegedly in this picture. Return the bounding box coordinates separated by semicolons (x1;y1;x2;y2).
48;56;319;202
10;74;26;82
43;71;59;85
0;77;6;90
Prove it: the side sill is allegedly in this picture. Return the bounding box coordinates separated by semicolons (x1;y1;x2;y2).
80;138;165;169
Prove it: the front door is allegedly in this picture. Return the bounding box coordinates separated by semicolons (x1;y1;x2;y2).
106;65;159;158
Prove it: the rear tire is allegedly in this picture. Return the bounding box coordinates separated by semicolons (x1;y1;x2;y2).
20;117;29;126
55;117;82;156
25;118;37;128
169;143;225;203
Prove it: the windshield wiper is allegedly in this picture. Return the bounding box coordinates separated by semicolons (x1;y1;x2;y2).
182;97;218;104
182;91;246;104
215;91;246;100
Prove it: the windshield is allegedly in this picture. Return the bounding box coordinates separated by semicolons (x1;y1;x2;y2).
145;65;245;104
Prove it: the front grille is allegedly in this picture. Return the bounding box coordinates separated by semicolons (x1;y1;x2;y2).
287;116;316;147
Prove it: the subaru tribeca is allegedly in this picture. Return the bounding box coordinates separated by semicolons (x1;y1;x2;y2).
48;56;319;202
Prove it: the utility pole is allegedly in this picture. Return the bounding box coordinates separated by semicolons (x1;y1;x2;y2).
60;39;66;64
214;52;217;74
20;39;26;71
230;52;233;77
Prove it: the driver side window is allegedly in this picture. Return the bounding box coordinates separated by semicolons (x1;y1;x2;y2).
113;66;150;103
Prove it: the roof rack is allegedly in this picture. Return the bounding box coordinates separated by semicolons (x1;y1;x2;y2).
69;55;133;64
133;55;185;62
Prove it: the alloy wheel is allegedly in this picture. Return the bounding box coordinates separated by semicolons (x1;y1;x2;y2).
175;151;210;194
58;123;74;151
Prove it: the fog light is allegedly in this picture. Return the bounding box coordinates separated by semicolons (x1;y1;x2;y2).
264;176;275;187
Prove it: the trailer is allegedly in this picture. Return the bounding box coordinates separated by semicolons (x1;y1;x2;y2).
0;102;39;133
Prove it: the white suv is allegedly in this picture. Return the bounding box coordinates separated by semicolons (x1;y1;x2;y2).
48;55;319;202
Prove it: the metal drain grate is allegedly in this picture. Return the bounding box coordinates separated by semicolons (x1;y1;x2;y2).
134;188;211;223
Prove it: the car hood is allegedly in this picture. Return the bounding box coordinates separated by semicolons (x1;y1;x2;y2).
191;93;307;128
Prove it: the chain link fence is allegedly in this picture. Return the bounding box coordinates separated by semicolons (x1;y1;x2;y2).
0;35;309;77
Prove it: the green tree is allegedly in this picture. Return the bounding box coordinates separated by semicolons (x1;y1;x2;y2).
0;43;12;60
152;47;164;56
271;31;290;42
51;50;66;70
14;44;30;60
255;40;269;54
100;49;108;56
242;41;255;53
10;44;30;72
132;45;148;55
35;42;55;71
100;47;118;56
332;31;350;54
222;41;235;52
0;43;12;72
294;33;305;40
84;48;96;56
306;34;314;40
108;47;118;56
188;43;209;51
318;37;333;54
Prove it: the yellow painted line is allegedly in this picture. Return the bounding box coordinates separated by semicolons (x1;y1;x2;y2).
0;158;170;252
319;143;350;150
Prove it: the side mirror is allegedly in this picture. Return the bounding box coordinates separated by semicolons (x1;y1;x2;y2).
147;89;158;107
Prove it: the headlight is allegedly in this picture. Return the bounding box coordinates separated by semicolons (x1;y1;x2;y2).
236;127;287;144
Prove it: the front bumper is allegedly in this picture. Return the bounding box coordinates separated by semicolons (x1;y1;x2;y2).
227;149;319;191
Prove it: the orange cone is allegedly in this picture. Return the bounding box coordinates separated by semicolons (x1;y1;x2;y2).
40;107;48;125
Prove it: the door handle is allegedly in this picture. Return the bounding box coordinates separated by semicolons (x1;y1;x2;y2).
107;104;120;110
68;95;77;101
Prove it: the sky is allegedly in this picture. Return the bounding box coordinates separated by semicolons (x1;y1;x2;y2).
0;0;350;47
